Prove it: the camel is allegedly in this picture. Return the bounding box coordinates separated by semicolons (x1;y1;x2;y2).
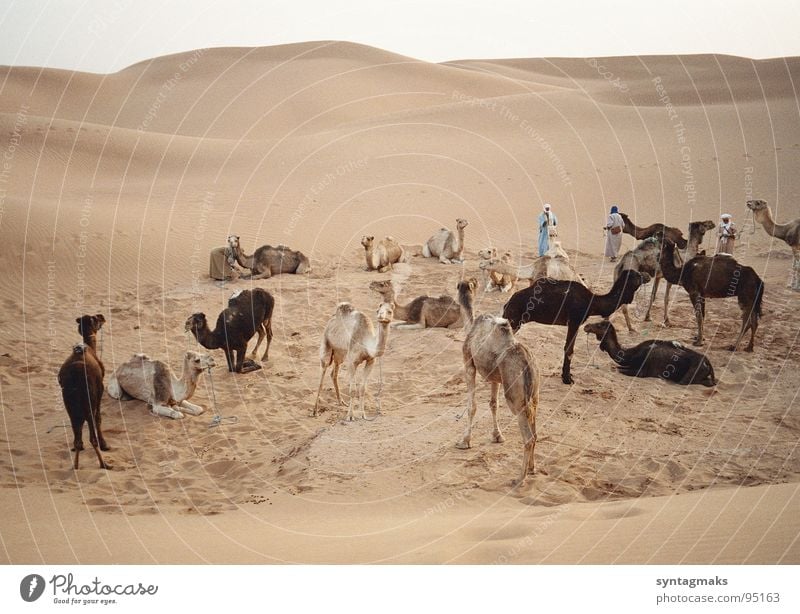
478;247;515;292
185;287;275;372
423;218;468;264
361;235;405;272
658;239;764;351
479;241;586;287
313;301;394;420
57;314;109;469
584;320;717;386
617;220;716;331
502;270;650;384
746;199;800;290
368;279;476;329
107;351;216;419
227;235;310;279
619;212;688;249
456;277;539;486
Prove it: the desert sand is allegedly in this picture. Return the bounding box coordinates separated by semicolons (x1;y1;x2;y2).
0;42;798;563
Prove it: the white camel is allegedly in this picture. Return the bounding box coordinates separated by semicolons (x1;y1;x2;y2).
479;241;586;287
107;351;215;419
423;218;468;264
313;302;394;421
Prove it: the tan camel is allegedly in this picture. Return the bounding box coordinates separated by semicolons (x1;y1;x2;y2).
479;241;586;287
455;279;539;486
107;351;215;419
361;235;405;272
313;302;394;420
746;199;800;290
423;218;468;264
227;235;310;278
368;279;475;329
478;247;515;292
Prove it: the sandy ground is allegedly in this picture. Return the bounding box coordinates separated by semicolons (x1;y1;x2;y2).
0;42;798;563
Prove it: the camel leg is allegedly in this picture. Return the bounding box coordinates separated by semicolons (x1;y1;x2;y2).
514;406;536;486
662;280;673;326
345;362;359;421
331;362;345;405
643;274;660;322
179;400;205;416
489;382;504;443
394;322;425;330
234;347;246;373
456;360;478;449
223;347;235;372
86;402;109;469
262;319;273;362
621;305;635;333
69;417;84;469
561;322;579;385
691;293;705;346
312;354;332;416
151;404;184;419
360;359;375;420
250;325;265;361
439;255;451;264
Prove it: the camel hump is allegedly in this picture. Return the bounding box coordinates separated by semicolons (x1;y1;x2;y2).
335;302;354;315
385;235;395;241
132;352;149;360
72;343;88;355
229;289;244;300
670;341;683;349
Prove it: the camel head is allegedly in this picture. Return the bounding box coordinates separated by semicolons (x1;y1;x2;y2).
184;313;208;336
185;350;215;371
369;279;393;297
76;314;105;338
361;235;375;250
376;302;394;324
457;277;478;294
691;220;716;233
478;258;501;270
478;247;497;260
583;319;612;341
456;218;469;230
227;235;241;249
746;199;768;213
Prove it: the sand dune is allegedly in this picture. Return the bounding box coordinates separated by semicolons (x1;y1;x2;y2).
0;41;798;564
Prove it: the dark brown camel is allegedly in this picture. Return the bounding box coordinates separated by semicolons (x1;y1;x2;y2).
658;240;764;351
584;320;716;386
57;314;109;469
185;288;275;372
619;212;688;249
501;270;650;384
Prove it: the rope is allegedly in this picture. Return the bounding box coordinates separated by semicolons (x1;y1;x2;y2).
47;423;68;434
206;365;238;428
361;357;383;421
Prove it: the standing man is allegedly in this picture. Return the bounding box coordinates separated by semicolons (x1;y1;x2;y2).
538;203;558;256
604;204;624;262
716;213;737;255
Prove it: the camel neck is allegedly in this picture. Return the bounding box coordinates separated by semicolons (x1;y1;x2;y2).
82;332;98;353
233;246;255;268
658;246;683;284
597;327;624;363
372;322;389;358
758;207;787;239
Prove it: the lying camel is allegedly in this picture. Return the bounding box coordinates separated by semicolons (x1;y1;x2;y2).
478;247;515;292
479;241;586;287
362;235;405;272
584;320;716;386
369;278;476;329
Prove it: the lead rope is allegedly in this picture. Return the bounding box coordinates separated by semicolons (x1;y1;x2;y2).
362;357;383;422
206;364;238;428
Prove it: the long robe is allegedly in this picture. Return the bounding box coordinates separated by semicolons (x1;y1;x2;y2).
538;211;557;256
604;212;624;257
716;222;736;255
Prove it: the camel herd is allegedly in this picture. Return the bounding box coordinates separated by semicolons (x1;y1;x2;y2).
57;200;799;482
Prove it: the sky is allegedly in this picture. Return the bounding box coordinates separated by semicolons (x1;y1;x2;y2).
1;0;799;73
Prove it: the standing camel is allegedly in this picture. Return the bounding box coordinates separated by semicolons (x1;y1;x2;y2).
617;220;715;331
658;240;764;351
57;315;109;469
746;199;800;291
313;302;394;420
502;270;650;384
185;288;274;372
619;212;688;249
456;278;539;486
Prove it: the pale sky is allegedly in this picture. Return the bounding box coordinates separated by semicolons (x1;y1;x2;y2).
1;0;798;72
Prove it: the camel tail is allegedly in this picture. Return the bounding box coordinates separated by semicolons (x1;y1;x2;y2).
106;374;122;400
422;243;431;258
